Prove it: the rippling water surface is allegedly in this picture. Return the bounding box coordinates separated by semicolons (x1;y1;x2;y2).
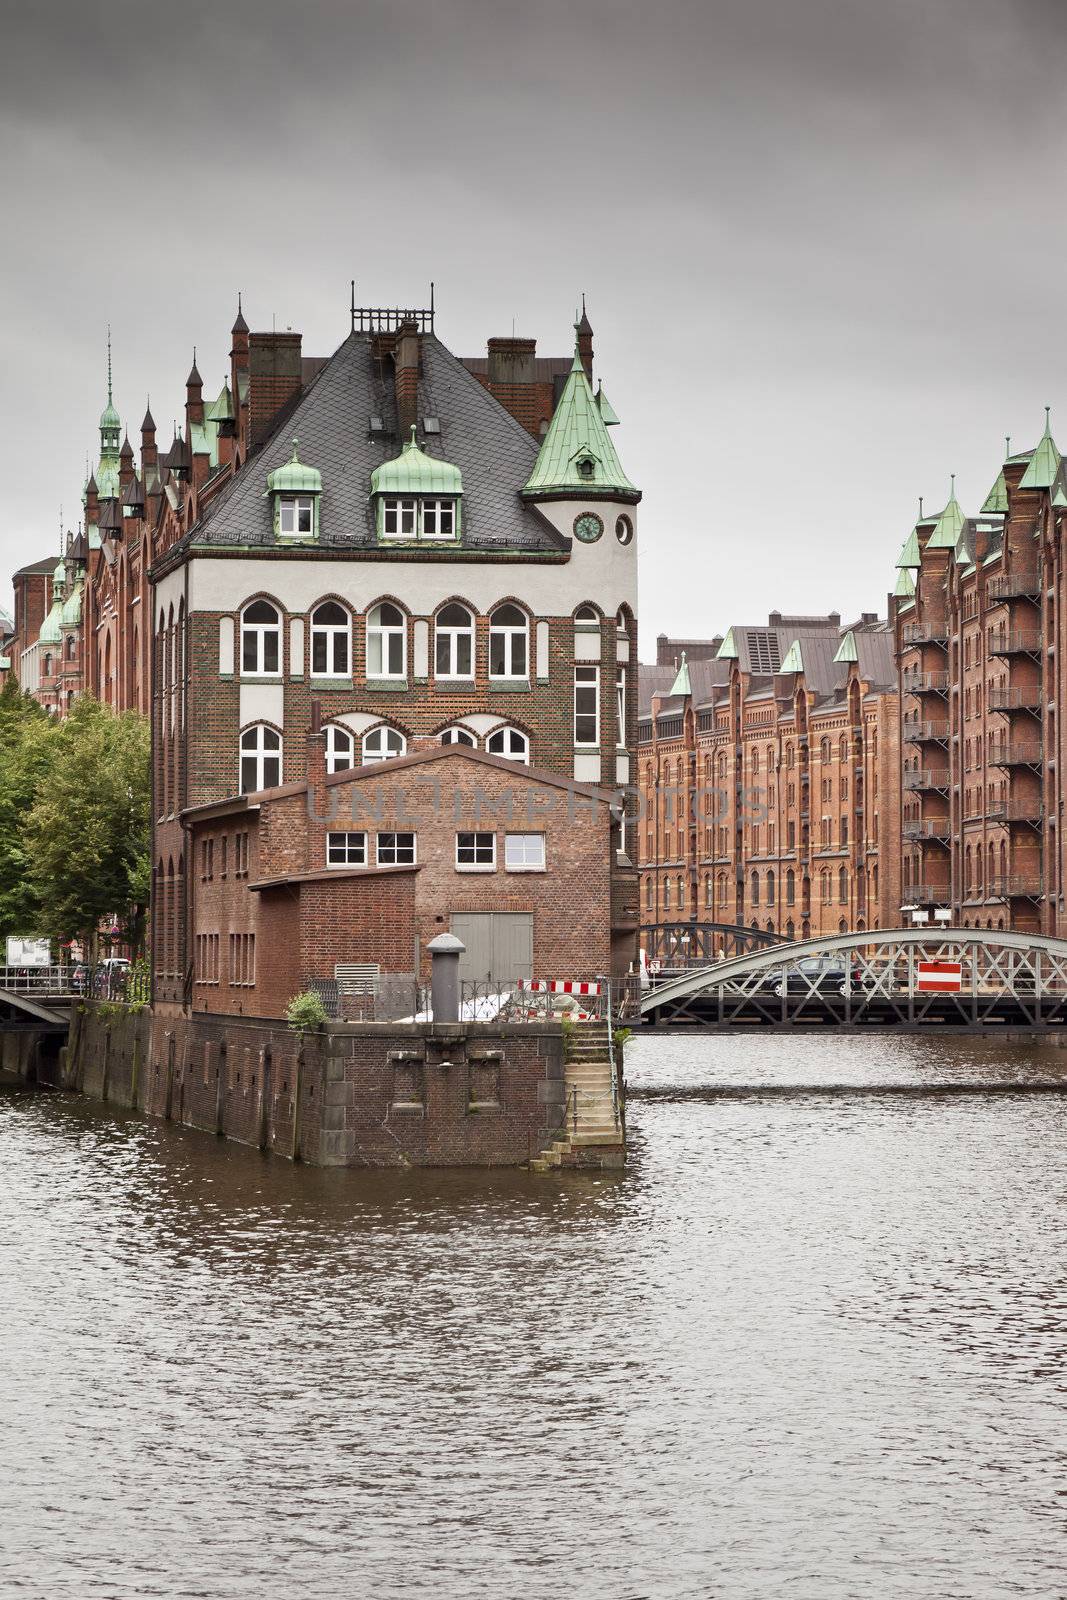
2;1035;1066;1599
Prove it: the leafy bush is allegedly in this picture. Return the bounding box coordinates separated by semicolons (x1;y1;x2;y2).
286;989;328;1031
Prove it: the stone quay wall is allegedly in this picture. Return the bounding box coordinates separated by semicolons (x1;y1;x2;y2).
7;1006;571;1168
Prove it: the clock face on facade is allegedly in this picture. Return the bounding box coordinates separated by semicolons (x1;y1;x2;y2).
573;512;604;543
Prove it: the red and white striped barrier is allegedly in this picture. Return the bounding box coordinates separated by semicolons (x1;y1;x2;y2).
524;979;602;997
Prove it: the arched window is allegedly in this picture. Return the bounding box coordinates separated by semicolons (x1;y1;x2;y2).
750;870;759;906
786;868;795;905
440;726;477;746
366;603;406;678
751;747;760;773
766;868;775;902
241;600;281;676
324;724;354;773
489;604;528;679
785;919;795;940
677;876;685;909
43;653;52;675
820;737;830;763
486;725;530;763
240;724;281;793
574;604;600;625
362;726;406;764
705;875;712;905
838;865;848;903
664;877;671;911
310;601;350;677
435;603;474;679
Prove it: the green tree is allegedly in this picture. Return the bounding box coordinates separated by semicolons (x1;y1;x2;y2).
0;676;57;944
24;696;150;956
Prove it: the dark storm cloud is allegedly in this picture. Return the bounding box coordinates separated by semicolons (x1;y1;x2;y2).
3;0;1067;640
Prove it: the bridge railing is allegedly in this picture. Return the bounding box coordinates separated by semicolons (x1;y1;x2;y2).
0;965;75;994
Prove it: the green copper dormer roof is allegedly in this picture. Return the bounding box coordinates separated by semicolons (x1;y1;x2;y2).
833;630;858;664
267;439;324;496
716;628;739;660
371;427;461;497
668;652;691;698
522;345;638;501
981;466;1008;515
1053;483;1067;509
205;383;234;424
780;638;804;674
1019;408;1061;489
897;530;921;568
894;567;916;599
595;383;620;426
926;478;965;550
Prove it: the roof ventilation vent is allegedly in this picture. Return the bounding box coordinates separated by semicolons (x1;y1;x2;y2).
423;416;441;435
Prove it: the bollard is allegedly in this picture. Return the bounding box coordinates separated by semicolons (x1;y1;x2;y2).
426;933;465;1023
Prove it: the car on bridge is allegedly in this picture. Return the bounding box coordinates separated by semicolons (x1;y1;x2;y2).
760;957;872;998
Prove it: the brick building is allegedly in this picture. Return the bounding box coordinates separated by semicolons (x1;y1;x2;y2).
638;613;900;952
183;736;622;1018
894;416;1067;935
146;300;641;1009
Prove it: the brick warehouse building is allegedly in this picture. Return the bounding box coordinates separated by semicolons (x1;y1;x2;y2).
893;415;1067;935
638;613;900;953
147;300;642;1010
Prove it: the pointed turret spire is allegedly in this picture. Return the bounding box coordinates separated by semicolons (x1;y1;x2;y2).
142;397;155;433
927;476;965;550
1019;407;1061;489
187;349;202;388
107;324;113;404
522;326;637;501
232;292;248;335
669;650;691;698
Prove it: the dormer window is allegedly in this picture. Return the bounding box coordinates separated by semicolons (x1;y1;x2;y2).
279;496;314;537
577;456;596;480
371;426;462;544
266;440;322;541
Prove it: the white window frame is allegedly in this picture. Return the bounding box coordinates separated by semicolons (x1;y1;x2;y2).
456;831;496;871
434;603;474;679
486;726;530;764
421;498;457;540
279;496;314;537
616;666;627;748
239;723;281;794
376;831;416;866
240;601;282;677
324;724;355;774
489;604;529;680
440;726;477;746
366;603;406;678
505;833;546;872
574;664;600;747
381;498;417;538
326;831;367;867
362;726;406;764
310;601;350;677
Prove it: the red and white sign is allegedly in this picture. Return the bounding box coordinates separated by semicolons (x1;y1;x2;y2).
525;979;601;996
916;960;963;993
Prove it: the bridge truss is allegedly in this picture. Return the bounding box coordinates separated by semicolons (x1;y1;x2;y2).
641;928;1067;1031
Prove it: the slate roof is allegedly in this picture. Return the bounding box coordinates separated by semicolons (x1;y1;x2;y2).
184;332;556;554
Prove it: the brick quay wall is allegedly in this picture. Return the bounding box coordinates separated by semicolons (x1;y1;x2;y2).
2;1007;570;1168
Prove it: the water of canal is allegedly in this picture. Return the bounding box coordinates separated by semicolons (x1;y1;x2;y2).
1;1034;1065;1599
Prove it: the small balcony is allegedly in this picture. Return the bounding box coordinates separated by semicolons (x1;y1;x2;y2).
903;818;952;842
902;620;948;647
988;875;1043;900
903;768;950;792
902;717;949;745
987;684;1042;712
901;884;951;905
987;569;1041;602
902;670;949;695
986;798;1043;824
989;743;1042;768
988;630;1042;657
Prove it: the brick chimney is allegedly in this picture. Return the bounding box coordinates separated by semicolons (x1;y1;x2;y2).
487;336;536;386
248;331;303;448
394;318;420;441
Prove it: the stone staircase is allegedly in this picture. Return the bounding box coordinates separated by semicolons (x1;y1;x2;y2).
530;1023;625;1171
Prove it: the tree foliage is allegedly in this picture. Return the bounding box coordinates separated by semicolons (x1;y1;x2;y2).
0;693;151;955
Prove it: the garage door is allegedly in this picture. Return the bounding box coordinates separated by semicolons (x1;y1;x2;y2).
450;912;533;985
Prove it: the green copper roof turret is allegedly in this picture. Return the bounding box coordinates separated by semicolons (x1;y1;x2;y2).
981;465;1008;515
668;652;691;698
897;530;921;568
894;567;916;599
371;427;461;497
267;439;324;496
716;627;738;660
38;597;63;646
595;383;620;426
780;638;804;674
833;630;858;664
926;477;965;550
522;343;638;501
1019;408;1061;489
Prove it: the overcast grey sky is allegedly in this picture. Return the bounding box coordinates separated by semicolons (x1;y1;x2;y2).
3;0;1066;648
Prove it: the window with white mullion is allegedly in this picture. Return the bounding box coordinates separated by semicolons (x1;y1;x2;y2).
239;724;282;794
435;603;474;678
456;832;496;871
489;604;528;679
616;666;627;747
421;498;456;539
324;725;355;773
279;496;314;537
574;664;600;746
366;603;406;678
382;498;417;538
310;601;350;676
241;600;281;676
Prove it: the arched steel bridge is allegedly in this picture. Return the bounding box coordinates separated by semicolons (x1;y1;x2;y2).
641;928;1067;1031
